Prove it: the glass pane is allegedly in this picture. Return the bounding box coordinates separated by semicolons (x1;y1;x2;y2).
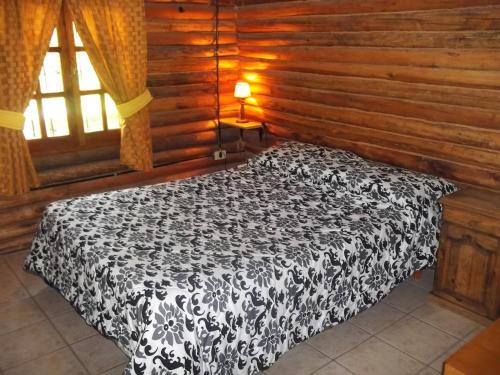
42;97;70;137
105;94;121;129
49;28;59;47
76;51;101;91
23;100;42;140
39;52;64;93
73;23;83;47
81;94;104;133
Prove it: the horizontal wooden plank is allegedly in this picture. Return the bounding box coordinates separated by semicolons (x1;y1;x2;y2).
148;70;238;86
240;57;500;89
148;45;238;60
149;81;234;98
239;46;500;71
237;0;500;19
250;83;500;131
146;3;235;20
147;31;236;46
147;19;236;33
238;31;500;49
242;70;500;111
148;57;238;73
237;6;500;32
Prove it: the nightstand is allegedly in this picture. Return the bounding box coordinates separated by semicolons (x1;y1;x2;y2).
433;188;500;319
219;117;264;143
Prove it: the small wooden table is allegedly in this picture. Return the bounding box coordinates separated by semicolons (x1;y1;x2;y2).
219;117;264;142
444;319;500;375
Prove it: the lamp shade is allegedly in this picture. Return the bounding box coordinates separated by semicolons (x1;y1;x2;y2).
234;81;251;99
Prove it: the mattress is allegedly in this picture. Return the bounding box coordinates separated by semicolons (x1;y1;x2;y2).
25;141;457;374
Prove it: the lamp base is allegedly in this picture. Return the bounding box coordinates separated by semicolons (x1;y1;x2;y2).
236;100;248;123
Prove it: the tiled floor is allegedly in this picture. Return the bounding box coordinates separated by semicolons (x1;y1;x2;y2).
0;250;490;375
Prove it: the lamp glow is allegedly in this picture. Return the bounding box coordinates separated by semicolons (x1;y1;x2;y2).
234;81;251;99
234;81;251;123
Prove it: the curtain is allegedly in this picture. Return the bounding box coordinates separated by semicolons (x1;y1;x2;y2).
67;0;153;171
0;0;61;196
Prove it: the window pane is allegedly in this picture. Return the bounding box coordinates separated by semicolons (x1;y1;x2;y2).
81;94;104;133
23;100;42;140
105;94;121;129
39;52;64;93
76;51;101;91
49;29;59;47
73;23;83;47
42;97;69;137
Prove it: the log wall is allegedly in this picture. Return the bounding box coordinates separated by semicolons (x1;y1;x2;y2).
236;0;500;190
146;0;241;169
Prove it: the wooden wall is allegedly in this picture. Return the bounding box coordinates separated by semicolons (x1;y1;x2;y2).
236;0;500;190
0;0;243;254
146;0;241;168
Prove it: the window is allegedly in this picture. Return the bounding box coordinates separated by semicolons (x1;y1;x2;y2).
24;7;121;155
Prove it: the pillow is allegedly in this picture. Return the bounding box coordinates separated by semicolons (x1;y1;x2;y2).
248;141;457;207
247;140;364;180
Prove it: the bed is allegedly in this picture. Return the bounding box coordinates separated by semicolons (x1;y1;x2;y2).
25;141;457;375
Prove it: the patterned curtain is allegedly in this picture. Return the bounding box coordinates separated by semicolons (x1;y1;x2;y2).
0;0;61;196
67;0;153;171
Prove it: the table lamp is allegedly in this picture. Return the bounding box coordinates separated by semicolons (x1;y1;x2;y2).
234;81;251;123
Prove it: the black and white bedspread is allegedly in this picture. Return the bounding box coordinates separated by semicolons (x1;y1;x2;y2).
25;141;456;375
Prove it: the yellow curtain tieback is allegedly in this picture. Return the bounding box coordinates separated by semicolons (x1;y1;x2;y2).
0;109;25;131
116;89;153;120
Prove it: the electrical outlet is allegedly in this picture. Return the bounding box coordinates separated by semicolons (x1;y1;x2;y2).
214;149;226;160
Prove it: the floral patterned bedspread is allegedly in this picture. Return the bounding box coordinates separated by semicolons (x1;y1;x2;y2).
25;142;456;375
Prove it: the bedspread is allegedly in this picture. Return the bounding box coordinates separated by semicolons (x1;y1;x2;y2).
25;144;455;375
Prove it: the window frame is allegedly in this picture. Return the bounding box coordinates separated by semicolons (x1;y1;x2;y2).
28;4;120;157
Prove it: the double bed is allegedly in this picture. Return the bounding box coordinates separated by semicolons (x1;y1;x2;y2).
25;141;457;375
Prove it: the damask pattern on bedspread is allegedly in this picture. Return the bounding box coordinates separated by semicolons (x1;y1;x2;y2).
25;142;456;375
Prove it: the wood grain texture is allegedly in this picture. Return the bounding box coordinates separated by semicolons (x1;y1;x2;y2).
237;0;500;190
444;319;500;374
434;189;500;319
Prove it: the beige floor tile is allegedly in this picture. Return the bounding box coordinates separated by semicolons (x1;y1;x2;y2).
100;363;127;375
72;335;128;375
350;303;405;334
308;322;371;359
51;309;98;344
383;283;429;313
0;261;29;305
4;347;88;375
377;316;458;364
411;303;479;339
0;320;66;370
407;269;435;292
418;367;439;375
4;251;49;297
429;341;464;372
312;361;353;375
34;288;73;318
266;343;331;375
0;298;45;336
336;337;424;375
